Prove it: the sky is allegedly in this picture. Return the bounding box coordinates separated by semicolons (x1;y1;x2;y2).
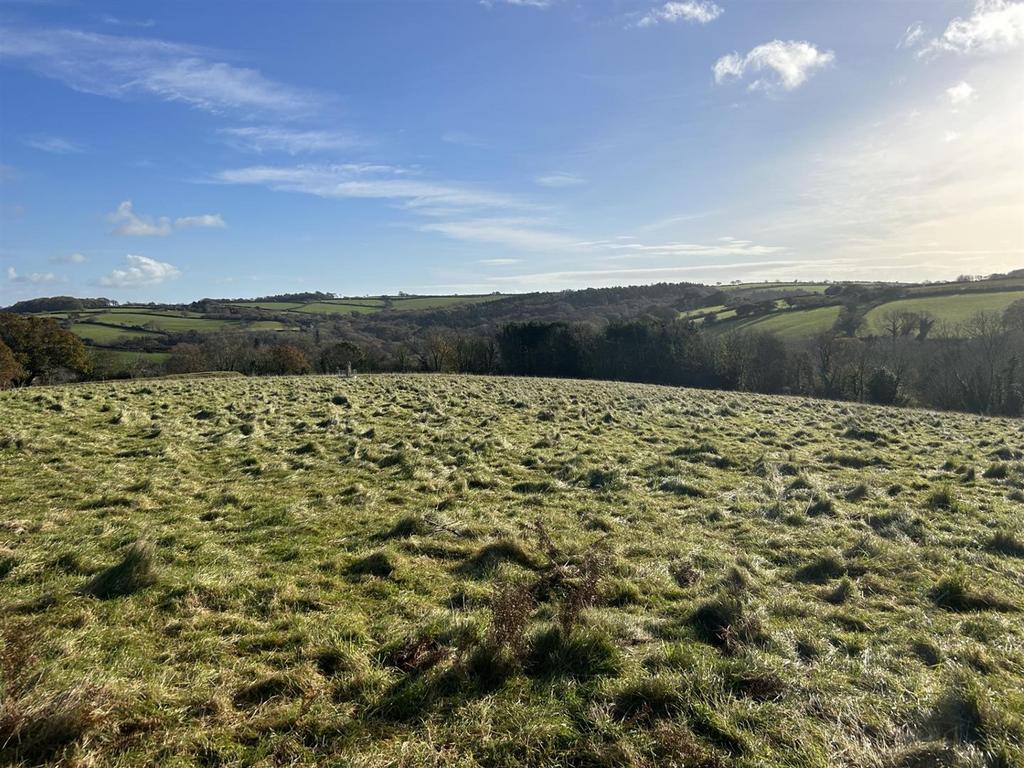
0;0;1022;303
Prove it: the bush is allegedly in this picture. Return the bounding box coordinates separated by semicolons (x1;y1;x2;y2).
866;367;900;405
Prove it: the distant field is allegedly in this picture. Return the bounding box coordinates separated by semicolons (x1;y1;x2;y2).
865;291;1024;331
87;312;239;332
710;305;842;338
0;374;1021;766
226;294;503;316
719;282;833;295
69;322;163;345
88;349;170;365
292;302;382;315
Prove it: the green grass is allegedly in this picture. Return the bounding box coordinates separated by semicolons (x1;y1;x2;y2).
1;374;1022;766
69;323;163;345
291;302;382;315
865;290;1024;333
87;312;239;332
710;305;842;339
387;295;503;310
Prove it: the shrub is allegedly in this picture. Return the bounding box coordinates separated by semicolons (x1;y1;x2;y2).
79;539;156;599
487;579;535;657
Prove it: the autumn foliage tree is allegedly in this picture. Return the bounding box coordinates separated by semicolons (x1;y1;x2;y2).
0;339;26;389
255;344;312;375
0;313;90;385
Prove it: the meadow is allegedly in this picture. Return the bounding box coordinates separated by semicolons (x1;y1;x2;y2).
1;374;1022;767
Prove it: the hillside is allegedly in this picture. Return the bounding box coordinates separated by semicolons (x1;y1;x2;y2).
1;375;1022;767
8;277;1023;371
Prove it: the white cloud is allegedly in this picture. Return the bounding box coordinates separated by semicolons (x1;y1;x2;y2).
109;201;226;235
638;1;722;27
947;81;975;106
535;172;584;187
922;0;1024;55
421;218;579;250
49;252;87;264
214;164;525;212
0;26;319;116
714;40;835;91
218;126;361;154
899;22;926;49
478;258;522;265
99;254;180;287
109;200;171;236
108;201;172;236
24;135;85;154
6;266;60;284
174;213;226;229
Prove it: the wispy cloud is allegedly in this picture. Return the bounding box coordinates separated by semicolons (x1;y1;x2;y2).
218;126;362;154
898;22;926;49
24;135;85;154
921;0;1024;56
478;258;522;265
534;172;584;187
109;201;226;236
6;266;60;284
421;218;579;250
49;252;87;264
0;26;320;117
175;213;226;229
638;1;723;28
99;254;180;287
714;40;835;92
213;164;526;212
441;131;489;148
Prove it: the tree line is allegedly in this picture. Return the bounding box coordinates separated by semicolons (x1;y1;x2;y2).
4;302;1023;418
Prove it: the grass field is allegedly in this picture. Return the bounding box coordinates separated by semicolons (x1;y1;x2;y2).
87;312;240;332
865;292;1024;333
226;294;503;316
710;306;842;339
69;322;163;345
1;375;1022;767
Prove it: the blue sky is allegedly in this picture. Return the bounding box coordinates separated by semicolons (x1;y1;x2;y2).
1;0;1022;302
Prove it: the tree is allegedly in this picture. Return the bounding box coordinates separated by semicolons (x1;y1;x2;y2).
0;313;90;384
866;367;900;405
255;345;311;375
0;339;26;389
165;343;208;375
320;341;363;373
1003;299;1024;333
